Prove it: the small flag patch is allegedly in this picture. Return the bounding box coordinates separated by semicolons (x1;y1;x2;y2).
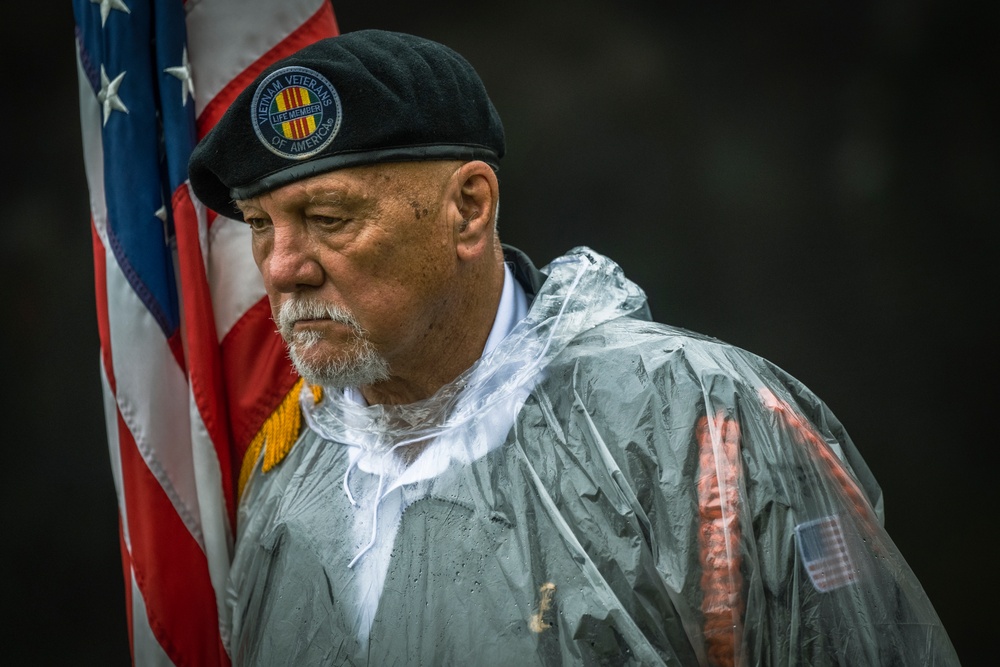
795;515;857;592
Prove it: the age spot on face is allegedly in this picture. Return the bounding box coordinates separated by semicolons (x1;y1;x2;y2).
409;200;430;220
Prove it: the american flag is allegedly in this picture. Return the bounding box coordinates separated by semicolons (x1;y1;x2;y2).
795;514;858;593
72;1;338;663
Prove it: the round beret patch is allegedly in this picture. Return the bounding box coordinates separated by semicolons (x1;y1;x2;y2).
251;66;342;160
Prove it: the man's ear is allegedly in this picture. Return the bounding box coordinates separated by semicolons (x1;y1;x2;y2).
451;161;499;262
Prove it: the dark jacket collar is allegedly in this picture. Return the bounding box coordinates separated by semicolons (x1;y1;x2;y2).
502;244;547;302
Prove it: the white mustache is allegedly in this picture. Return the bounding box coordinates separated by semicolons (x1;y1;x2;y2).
275;299;361;341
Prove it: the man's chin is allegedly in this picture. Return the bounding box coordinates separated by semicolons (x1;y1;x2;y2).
287;343;390;389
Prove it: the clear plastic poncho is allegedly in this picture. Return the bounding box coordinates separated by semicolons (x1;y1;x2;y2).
228;247;959;666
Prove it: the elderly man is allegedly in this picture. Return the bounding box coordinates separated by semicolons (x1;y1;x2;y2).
189;29;958;667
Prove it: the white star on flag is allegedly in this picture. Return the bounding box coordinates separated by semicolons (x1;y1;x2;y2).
165;48;196;107
97;64;128;126
89;0;130;28
155;204;173;246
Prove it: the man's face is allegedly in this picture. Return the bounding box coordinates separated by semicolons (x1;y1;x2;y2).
236;161;462;389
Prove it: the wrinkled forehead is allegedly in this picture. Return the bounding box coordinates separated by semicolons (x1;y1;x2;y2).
234;160;459;214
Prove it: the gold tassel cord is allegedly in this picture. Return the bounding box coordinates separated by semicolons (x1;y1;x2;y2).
237;379;324;501
528;582;556;633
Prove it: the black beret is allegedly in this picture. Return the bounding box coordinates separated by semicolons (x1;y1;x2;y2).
188;29;505;220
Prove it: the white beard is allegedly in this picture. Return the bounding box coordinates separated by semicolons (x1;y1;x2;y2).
276;298;390;389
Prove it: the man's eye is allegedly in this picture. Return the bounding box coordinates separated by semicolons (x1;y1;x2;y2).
310;216;348;229
245;217;270;232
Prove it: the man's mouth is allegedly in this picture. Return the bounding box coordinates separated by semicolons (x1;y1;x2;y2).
276;299;361;341
291;317;354;336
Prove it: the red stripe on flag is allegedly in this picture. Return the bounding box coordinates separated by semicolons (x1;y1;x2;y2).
172;185;237;522
92;222;116;394
221;296;299;463
196;4;340;140
166;329;187;375
117;409;227;665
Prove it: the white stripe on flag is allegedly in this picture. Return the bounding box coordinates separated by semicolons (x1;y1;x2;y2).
189;395;235;645
105;254;205;547
75;48;106;242
200;196;267;341
101;357;128;549
187;0;331;118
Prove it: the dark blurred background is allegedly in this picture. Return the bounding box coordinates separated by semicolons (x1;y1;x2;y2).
2;1;994;664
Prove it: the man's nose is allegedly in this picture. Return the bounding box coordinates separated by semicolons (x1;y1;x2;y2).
265;224;324;292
